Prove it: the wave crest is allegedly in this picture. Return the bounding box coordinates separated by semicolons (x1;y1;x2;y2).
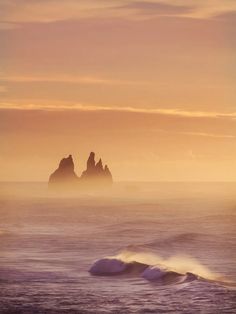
89;249;224;286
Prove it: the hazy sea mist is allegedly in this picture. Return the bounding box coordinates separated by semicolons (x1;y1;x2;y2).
0;182;235;313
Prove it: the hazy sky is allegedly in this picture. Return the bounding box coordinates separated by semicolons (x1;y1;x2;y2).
0;0;236;181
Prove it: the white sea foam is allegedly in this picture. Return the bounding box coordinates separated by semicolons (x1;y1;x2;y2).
114;249;217;280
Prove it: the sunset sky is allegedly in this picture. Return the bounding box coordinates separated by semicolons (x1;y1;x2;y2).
0;0;236;181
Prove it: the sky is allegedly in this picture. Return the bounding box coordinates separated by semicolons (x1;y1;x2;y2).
0;0;236;181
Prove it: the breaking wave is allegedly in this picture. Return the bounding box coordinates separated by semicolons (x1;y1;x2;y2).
89;249;234;287
89;257;198;285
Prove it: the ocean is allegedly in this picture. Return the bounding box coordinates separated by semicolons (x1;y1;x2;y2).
0;182;235;313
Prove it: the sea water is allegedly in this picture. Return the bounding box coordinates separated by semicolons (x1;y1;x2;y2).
0;182;235;313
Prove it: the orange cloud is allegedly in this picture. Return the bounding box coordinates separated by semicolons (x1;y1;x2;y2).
0;74;147;86
173;131;236;139
1;102;236;120
1;0;236;24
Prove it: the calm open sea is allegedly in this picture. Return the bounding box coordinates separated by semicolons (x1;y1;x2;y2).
0;182;235;313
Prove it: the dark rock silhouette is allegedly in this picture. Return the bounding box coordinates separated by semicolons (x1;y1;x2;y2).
81;152;113;186
95;158;103;173
49;152;113;189
80;152;96;179
87;152;96;170
49;155;78;187
104;165;112;182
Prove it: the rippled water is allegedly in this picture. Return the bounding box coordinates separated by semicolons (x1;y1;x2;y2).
0;182;236;313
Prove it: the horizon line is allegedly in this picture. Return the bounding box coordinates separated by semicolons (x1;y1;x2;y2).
1;180;236;183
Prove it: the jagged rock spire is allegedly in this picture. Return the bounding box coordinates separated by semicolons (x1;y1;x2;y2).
87;152;95;170
104;164;113;183
80;153;112;185
95;158;104;172
49;154;78;186
49;152;113;189
59;154;74;171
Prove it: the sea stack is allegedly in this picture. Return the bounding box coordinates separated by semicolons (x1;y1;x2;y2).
48;152;113;190
81;152;113;186
49;155;79;188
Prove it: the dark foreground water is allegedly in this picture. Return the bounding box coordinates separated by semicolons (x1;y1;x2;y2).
0;182;236;313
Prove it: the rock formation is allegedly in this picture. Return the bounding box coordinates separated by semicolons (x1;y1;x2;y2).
48;152;113;189
80;152;113;185
49;155;79;187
